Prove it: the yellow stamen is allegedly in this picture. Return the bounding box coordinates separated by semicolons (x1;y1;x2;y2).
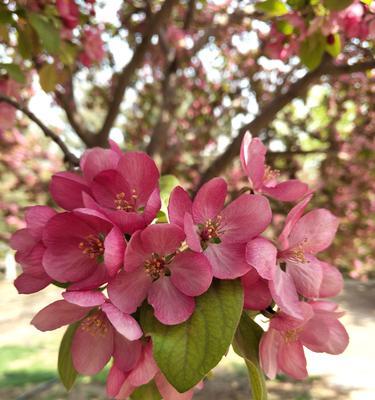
79;234;104;259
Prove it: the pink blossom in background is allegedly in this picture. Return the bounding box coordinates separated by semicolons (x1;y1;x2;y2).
109;223;212;325
168;177;272;279
337;2;368;39
57;0;79;30
260;301;349;380
0;78;20;129
79;27;105;67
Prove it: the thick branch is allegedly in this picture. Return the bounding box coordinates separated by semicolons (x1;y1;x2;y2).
197;58;375;187
96;0;178;146
0;94;80;167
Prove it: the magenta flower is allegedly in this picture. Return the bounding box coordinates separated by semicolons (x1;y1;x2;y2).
108;224;212;325
42;208;125;289
56;0;79;30
240;133;309;202
10;206;56;294
260;301;349;380
246;194;341;318
241;267;272;311
168;177;272;279
31;291;143;375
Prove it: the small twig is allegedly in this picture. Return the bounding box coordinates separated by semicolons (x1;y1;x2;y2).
0;94;80;167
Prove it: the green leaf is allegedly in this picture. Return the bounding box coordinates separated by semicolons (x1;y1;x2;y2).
58;322;79;390
361;0;372;5
233;313;268;400
323;0;353;11
325;33;341;58
141;279;243;392
276;20;294;35
287;0;307;9
299;33;326;70
159;174;180;216
256;0;289;16
38;63;58;92
28;13;60;54
131;380;162;400
0;63;25;84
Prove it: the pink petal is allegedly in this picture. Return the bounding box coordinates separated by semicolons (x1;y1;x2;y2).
14;273;51;294
113;334;142;372
240;134;266;190
221;194;272;243
25;206;57;239
103;208;147;234
126;342;158;387
104;227;126;277
192;177;227;224
68;264;109;291
278;193;313;251
277;340;307;380
261;180;309;202
270;302;313;331
148;277;195;325
288;209;339;254
72;312;114;375
102;302;143;341
204;242;250;279
108;269;152;314
155;372;195;400
242;271;272;310
141;224;185;255
170;251;212;297
168;186;192;228
246;237;277;280
106;364;126;398
109;139;123;155
117;152;160;205
260;328;282;379
319;261;344;298
143;187;162;225
286;255;323;298
269;267;303;319
10;229;37;253
31;300;90;331
80;147;120;182
184;212;202;252
125;231;152;272
62;290;106;307
50;172;90;210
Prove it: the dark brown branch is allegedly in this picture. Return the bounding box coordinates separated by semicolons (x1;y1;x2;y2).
197;58;375;188
96;0;178;146
0;94;80;167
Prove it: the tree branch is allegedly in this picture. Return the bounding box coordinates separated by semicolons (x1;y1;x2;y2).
197;58;375;188
0;94;80;167
96;0;178;146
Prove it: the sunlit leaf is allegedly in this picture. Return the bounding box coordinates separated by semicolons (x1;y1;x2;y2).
28;13;60;55
58;322;79;391
0;63;26;84
256;0;289;16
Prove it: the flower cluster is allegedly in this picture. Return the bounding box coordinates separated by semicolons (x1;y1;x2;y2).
11;136;348;398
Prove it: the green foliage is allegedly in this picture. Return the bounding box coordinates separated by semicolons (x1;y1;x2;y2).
323;0;353;11
0;63;25;83
299;33;326;70
256;0;289;16
58;323;79;391
131;381;162;400
39;63;59;92
233;313;268;400
276;20;294;35
159;174;180;216
326;34;341;58
141;280;244;392
28;13;60;55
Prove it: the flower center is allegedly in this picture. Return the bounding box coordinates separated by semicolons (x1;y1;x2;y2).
79;234;104;259
80;312;108;337
144;254;166;280
263;165;280;185
283;328;301;343
114;190;138;211
200;215;223;243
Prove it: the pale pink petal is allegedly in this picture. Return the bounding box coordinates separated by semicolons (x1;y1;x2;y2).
148;277;195;325
184;212;202;252
113;334;142;372
80;147;120;182
277;340;307;379
286;255;323;298
168;186;192;228
204;242;250;279
25;206;57;239
288;209;339;254
221;194;272;243
319;261;344;298
109;139;123;155
240;134;266;190
261;180;309;202
260;328;282;379
108;269;152;314
170;251;212;297
102;302;143;341
246;237;277;280
192;177;227;224
242;272;272;310
124;231;150;272
126;342;158;387
155;372;195;400
72;313;114;375
270;303;313;331
141;224;185;255
104;227;126;277
62;290;106;307
50;172;90;210
106;364;127;398
31;300;90;331
14;273;51;294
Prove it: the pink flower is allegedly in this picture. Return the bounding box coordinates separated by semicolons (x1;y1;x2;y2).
56;0;79;30
107;341;202;400
241;267;272;311
50;145;161;234
168;178;272;279
246;194;341;318
79;27;105;67
337;3;368;39
31;291;142;375
10;206;56;294
0;78;20;129
42;208;125;289
108;224;212;325
260;301;349;379
240;133;309;202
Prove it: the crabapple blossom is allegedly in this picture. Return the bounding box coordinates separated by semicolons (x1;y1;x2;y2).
79;27;105;67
